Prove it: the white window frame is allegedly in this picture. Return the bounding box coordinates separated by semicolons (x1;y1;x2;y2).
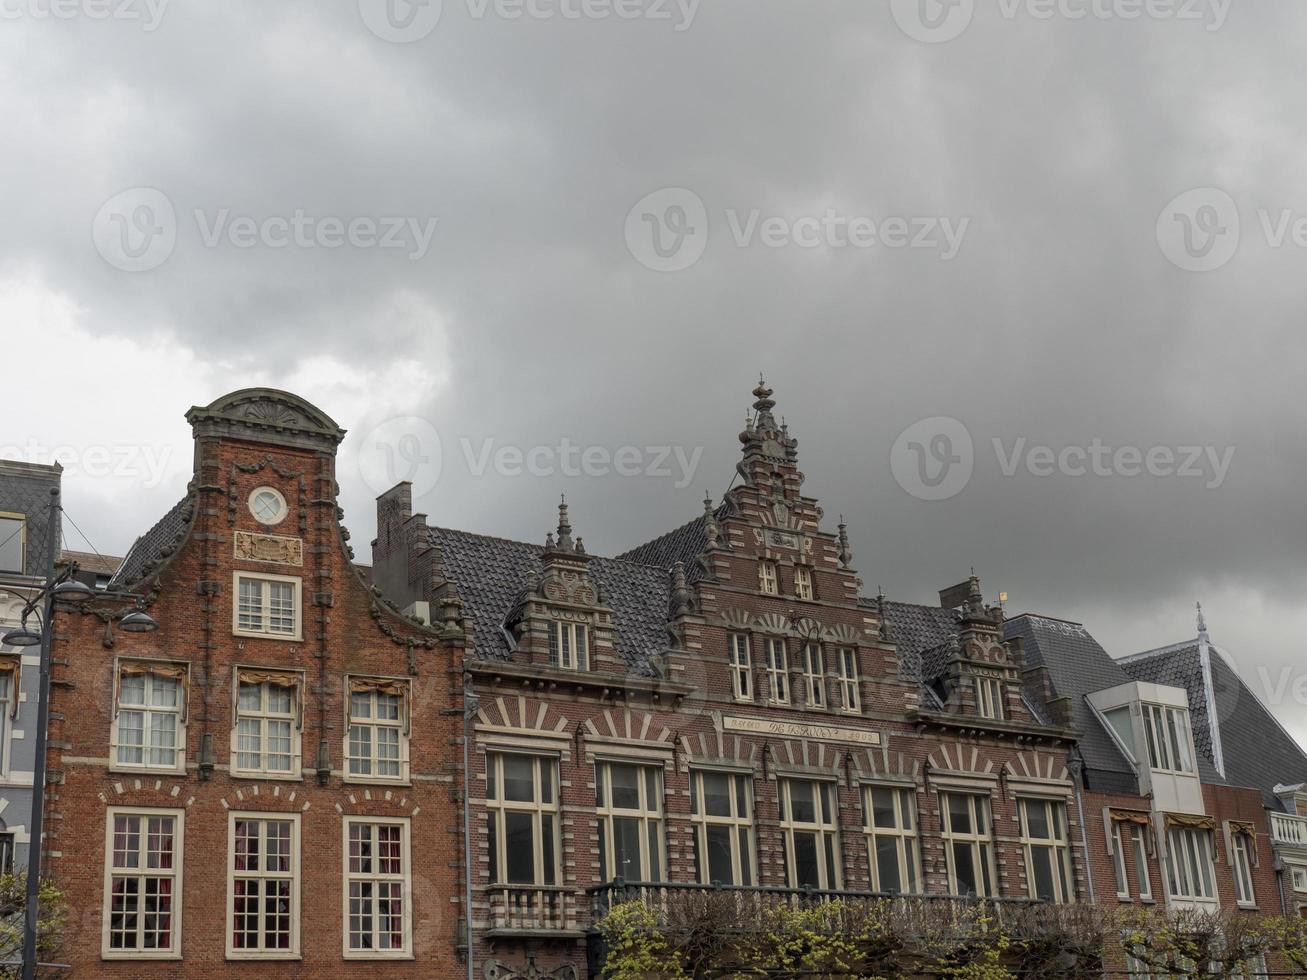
940;791;996;898
232;571;303;641
342;817;413;959
728;634;753;702
344;679;410;783
595;760;665;884
0;512;25;575
862;784;919;895
764;638;789;705
1230;829;1256;907
1291;865;1307;893
226;811;301;959
779;778;842;890
111;662;187;775
836;647;860;713
974;676;1005;720
248;486;288;526
801;642;826;709
758;560;778;595
1165;825;1217;903
1130;822;1153;901
102;807;184;960
1018;797;1074;903
793;565;813;600
485;752;560;887
1110;820;1153;901
689;769;755;887
0;832;12;875
548;619;588;670
1143;703;1195;775
232;674;302;778
0;668;14;776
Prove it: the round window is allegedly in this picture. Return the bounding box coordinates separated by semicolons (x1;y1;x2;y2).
249;487;288;526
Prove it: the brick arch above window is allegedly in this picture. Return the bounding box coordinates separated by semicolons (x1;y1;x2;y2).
849;745;921;785
769;739;845;778
926;742;999;778
474;694;571;738
1004;751;1070;784
678;730;760;771
582;708;674;746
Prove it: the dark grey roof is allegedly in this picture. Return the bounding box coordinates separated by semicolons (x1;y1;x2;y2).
880;600;961;682
1004;615;1140;795
430;527;671;676
110;496;194;588
1123;639;1307;807
0;461;62;580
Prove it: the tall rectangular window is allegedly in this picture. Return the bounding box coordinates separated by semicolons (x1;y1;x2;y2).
344;818;411;957
690;770;754;886
228;814;299;957
793;566;813;600
780;779;841;890
486;753;559;886
836;648;860;713
1165;825;1216;902
234;675;299;776
863;786;919;895
765;638;789;705
0;514;24;574
0;833;12;875
347;680;407;781
548;620;588;670
596;761;664;883
974;677;1004;720
758;560;778;595
115;664;185;771
0;666;13;773
1018;797;1074;903
233;573;301;639
728;634;752;701
802;643;825;709
1129;823;1153;901
103;809;182;958
1110;822;1130;898
941;792;995;897
1231;829;1256;906
1143;704;1195;774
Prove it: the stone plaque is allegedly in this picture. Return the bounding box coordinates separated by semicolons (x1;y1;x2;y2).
234;531;303;566
721;714;882;746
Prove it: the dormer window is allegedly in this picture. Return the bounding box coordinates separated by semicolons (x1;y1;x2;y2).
1143;704;1194;774
974;677;1004;720
758;561;779;595
548;620;588;671
793;566;813;600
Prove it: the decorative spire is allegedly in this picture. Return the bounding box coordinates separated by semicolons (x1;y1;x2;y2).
738;376;798;467
837;516;852;568
703;493;720;549
877;586;891;641
1196;601;1208;637
553;494;574;552
671;561;690;617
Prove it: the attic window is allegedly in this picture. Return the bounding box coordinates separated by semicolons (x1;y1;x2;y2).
548;620;588;671
975;677;1004;720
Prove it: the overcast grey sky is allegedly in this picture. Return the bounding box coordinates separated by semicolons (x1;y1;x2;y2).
3;0;1306;746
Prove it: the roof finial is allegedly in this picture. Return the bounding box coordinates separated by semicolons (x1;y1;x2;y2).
1196;601;1208;636
837;516;852;568
554;494;574;552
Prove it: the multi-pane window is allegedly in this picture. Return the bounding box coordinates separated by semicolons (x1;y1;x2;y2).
347;680;407;781
0;514;24;574
1292;866;1307;893
345;819;410;957
941;792;995;897
863;786;919;895
235;676;299;776
1128;822;1153;900
1018;798;1074;903
801;643;825;708
837;648;860;713
690;770;754;886
974;677;1004;720
234;573;300;638
103;809;181;957
1165;825;1216;902
486;753;559;886
548;620;588;670
0;833;12;875
1143;704;1195;774
115;664;185;771
728;634;753;701
758;560;778;595
780;779;841;890
596;761;664;883
1231;828;1256;906
764;638;789;705
229;815;298;956
1110;822;1131;899
793;565;813;600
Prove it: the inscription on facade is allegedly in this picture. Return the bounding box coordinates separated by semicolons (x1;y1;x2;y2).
234;531;303;565
721;714;882;746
